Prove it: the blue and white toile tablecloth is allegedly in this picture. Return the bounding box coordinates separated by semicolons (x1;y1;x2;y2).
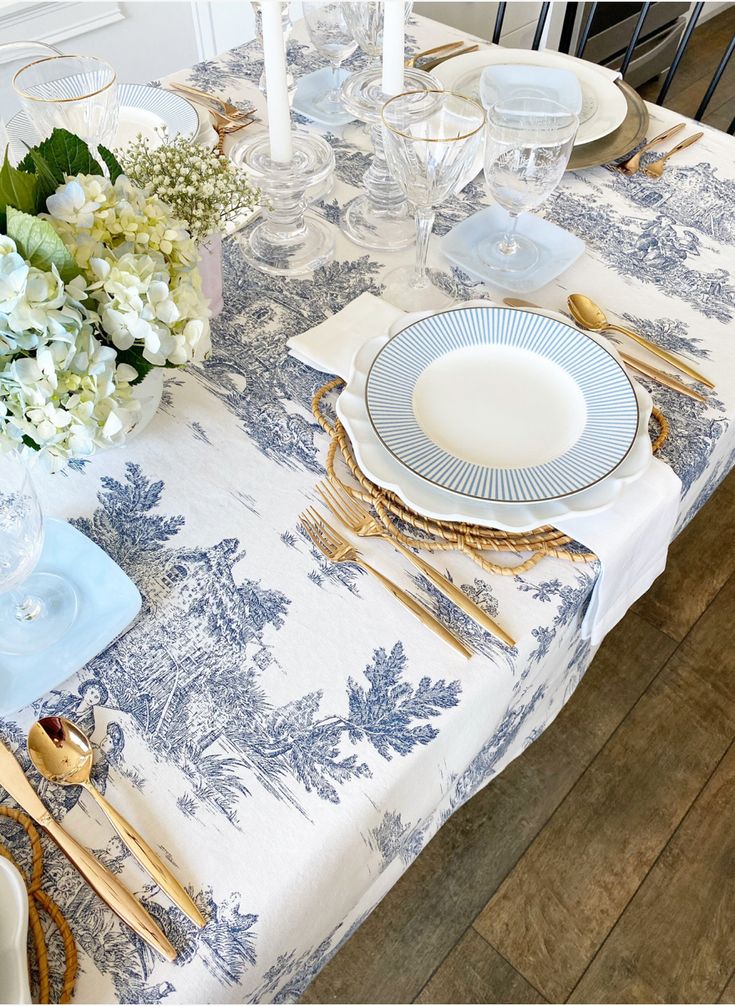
2;16;735;1004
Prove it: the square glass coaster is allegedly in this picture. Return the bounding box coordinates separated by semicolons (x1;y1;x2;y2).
0;519;141;715
442;204;585;294
292;66;354;127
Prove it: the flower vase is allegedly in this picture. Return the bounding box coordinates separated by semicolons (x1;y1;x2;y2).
128;368;164;441
199;232;224;319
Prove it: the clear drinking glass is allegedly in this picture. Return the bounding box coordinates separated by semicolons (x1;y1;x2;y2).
303;2;357;118
12;54;118;149
343;1;414;64
482;96;578;272
382;90;485;312
0;457;77;655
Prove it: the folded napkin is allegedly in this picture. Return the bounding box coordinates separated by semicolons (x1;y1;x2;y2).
480;65;582;115
288;294;681;647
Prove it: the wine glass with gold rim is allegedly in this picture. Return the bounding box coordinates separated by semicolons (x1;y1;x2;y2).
381;89;485;312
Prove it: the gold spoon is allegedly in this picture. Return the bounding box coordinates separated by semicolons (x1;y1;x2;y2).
28;716;205;928
568;294;714;389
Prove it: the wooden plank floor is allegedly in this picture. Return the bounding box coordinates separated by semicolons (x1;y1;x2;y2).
637;6;735;132
300;11;735;1004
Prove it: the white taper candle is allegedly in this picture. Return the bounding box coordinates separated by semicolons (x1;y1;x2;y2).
381;0;405;96
261;0;293;163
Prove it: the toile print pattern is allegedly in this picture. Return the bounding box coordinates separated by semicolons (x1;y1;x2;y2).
1;15;735;1005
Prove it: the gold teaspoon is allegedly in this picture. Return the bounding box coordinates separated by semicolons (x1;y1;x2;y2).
28;717;205;929
567;293;714;389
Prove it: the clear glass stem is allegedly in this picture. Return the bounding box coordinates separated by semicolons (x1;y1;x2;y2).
327;60;341;104
11;590;44;622
413;207;435;288
499;212;521;256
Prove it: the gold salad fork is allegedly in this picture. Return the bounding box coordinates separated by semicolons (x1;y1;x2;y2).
299;508;472;659
317;480;515;647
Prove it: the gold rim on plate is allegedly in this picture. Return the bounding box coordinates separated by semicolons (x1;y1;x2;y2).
568;80;649;170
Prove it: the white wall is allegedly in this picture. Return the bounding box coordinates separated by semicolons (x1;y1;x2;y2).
0;1;251;84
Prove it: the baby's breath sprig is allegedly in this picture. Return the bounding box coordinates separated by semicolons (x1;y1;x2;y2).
120;131;260;243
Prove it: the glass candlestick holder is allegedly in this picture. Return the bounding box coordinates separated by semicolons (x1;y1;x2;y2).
339;65;438;251
234;131;336;276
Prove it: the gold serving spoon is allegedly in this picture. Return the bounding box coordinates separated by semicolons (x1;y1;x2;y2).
28;717;205;928
568;294;714;389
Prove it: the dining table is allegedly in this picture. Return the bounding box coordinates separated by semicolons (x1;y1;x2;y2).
2;12;735;1005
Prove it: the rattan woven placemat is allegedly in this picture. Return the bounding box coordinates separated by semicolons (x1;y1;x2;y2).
0;806;77;1004
312;379;669;575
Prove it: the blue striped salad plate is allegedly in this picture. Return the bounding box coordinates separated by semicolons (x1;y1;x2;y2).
365;305;639;505
6;83;199;161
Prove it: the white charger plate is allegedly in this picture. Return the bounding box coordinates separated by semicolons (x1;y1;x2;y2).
433;48;628;146
336;304;653;532
6;82;199;162
0;858;31;1005
365;305;638;504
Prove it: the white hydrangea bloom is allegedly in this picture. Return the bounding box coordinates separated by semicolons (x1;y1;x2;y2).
44;172;210;367
0;243;140;471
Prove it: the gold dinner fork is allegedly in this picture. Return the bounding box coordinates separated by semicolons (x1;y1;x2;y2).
317;480;515;647
299;507;473;659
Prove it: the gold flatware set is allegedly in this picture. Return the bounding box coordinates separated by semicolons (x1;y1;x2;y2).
300;506;474;658
503;295;713;402
642;130;704;178
616;122;703;178
0;739;178;959
316;480;515;647
167;81;258;153
0;716;208;960
28;717;205;928
405;40;480;72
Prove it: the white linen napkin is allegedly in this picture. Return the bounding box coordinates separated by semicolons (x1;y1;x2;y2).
287;294;681;646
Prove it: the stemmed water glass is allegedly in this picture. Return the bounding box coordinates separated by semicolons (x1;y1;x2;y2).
302;2;357;119
0;456;77;655
343;1;414;64
12;54;118;151
482;96;578;273
381;90;485;312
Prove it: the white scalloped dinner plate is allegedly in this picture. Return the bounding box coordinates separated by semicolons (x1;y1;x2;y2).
0;858;31;1005
336;304;653;532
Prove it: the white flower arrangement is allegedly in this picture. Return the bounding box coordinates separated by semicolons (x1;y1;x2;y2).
0;129;215;470
120;132;260;243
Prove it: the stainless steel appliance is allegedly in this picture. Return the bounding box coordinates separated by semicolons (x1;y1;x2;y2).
560;3;691;86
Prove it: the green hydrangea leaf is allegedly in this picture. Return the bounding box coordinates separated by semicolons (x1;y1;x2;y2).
0;148;38;227
18;129;103;189
97;145;123;183
6;206;81;284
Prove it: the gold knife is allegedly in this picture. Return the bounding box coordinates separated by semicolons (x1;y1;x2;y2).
502;298;707;401
0;741;177;960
